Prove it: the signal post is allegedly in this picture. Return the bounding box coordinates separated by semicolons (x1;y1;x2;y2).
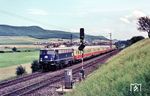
78;28;85;80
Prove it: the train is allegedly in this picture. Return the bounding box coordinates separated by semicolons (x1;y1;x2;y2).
39;45;116;71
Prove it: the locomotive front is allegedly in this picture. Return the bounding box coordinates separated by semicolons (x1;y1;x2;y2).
39;48;74;71
39;49;57;71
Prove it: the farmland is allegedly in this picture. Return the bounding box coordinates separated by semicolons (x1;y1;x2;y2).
0;36;63;45
0;50;39;81
0;36;71;68
0;51;39;68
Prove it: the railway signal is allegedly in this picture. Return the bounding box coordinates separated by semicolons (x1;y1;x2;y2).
78;28;85;80
80;28;84;41
78;43;85;51
78;28;85;51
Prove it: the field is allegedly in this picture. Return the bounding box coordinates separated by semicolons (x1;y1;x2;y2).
0;63;32;81
66;39;150;96
0;51;39;81
0;36;70;45
0;36;70;81
0;51;39;68
0;36;37;44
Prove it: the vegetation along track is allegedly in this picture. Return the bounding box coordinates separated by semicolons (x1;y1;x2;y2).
0;49;120;96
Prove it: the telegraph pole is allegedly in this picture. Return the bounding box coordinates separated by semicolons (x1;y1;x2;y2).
70;34;72;46
109;33;112;49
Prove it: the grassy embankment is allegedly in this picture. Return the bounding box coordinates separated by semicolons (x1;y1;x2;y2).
66;39;150;96
0;51;39;68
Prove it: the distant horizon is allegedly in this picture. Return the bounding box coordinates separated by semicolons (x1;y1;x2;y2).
0;0;149;40
0;23;148;41
0;24;110;41
0;24;106;37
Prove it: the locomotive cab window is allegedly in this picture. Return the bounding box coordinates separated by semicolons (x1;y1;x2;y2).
40;50;47;55
47;50;55;55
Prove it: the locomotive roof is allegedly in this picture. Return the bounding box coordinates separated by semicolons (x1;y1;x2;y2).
40;45;111;50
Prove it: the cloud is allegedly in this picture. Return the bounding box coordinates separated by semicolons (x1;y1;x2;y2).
120;10;146;24
70;28;79;32
27;9;48;16
101;29;113;33
120;17;131;24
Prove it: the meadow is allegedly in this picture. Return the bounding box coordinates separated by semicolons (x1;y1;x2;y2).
0;36;69;45
66;39;150;96
0;51;39;68
0;36;37;45
0;36;68;68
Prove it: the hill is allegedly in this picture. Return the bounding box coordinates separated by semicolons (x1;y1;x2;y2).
0;25;107;40
66;39;150;96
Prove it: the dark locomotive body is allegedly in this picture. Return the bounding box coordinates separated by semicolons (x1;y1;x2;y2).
39;48;74;71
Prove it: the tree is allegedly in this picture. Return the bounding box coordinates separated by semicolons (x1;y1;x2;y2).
137;16;150;38
31;60;41;72
130;36;145;44
12;47;17;52
16;65;26;76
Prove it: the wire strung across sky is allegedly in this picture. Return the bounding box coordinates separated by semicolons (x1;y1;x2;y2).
0;9;71;32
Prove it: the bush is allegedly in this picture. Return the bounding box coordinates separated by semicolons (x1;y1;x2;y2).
130;36;145;44
12;47;17;52
16;65;27;76
0;51;5;53
31;60;41;72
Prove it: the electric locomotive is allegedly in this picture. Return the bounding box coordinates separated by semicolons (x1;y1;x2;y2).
39;48;74;71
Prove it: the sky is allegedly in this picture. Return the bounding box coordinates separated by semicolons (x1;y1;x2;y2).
0;0;149;40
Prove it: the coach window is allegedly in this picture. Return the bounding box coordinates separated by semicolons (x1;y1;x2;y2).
76;51;78;55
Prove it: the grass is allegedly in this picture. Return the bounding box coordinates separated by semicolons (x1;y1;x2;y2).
0;51;39;68
0;48;39;52
0;36;36;44
66;39;150;96
0;36;70;45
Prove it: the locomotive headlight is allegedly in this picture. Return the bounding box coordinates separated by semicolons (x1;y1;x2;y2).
50;58;53;61
44;55;48;59
40;58;42;61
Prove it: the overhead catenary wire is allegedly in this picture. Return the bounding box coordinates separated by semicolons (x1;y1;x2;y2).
0;9;71;31
0;9;109;39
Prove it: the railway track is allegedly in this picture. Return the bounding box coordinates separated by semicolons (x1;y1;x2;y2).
1;49;119;96
0;72;46;89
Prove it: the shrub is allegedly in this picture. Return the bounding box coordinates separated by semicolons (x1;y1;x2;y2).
16;65;27;76
31;60;41;72
0;51;5;53
130;36;145;44
12;47;17;52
